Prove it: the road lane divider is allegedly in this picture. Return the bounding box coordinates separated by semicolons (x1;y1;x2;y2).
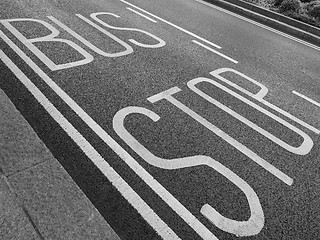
0;48;180;240
0;32;217;240
192;40;238;64
120;0;222;49
148;87;294;186
127;7;158;23
292;91;320;109
0;28;265;239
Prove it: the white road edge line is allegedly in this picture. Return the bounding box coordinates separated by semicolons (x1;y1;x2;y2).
195;0;320;51
192;40;238;64
0;49;181;240
0;32;217;240
293;90;320;108
127;7;158;23
120;0;222;49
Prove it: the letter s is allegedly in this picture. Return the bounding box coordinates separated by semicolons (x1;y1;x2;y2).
91;12;166;48
113;106;264;236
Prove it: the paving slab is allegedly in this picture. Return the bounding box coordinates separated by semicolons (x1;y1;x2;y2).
0;88;50;176
7;159;120;240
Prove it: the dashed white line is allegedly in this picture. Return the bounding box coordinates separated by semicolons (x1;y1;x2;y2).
120;0;222;49
0;49;181;240
127;7;158;23
192;40;238;64
195;0;320;51
293;90;320;108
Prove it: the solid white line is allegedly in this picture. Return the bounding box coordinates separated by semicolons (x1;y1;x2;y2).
120;0;222;49
192;40;238;64
127;7;158;23
0;49;180;240
0;32;217;240
293;91;320;108
195;0;320;51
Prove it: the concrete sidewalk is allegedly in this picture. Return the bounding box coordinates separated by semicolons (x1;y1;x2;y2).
0;88;120;240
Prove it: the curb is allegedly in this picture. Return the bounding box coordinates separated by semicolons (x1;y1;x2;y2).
203;0;320;46
0;87;121;240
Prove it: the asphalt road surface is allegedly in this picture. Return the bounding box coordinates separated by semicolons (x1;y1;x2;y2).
1;0;320;239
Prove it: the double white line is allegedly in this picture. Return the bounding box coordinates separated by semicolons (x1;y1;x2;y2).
0;31;181;240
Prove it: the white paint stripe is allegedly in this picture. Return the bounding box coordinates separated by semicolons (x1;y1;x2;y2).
195;0;320;51
192;40;238;64
0;49;180;240
127;7;158;23
293;91;320;108
119;0;222;49
0;32;215;240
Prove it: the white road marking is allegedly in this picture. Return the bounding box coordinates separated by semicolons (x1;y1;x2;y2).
127;7;158;23
119;0;222;49
188;77;313;155
192;40;238;64
148;87;294;186
48;16;134;57
113;106;264;237
0;31;212;240
293;91;320;108
0;48;180;240
1;18;94;71
210;68;320;134
90;12;166;49
195;0;320;52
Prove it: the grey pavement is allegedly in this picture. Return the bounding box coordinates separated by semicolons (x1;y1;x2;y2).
1;0;320;239
0;88;120;240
